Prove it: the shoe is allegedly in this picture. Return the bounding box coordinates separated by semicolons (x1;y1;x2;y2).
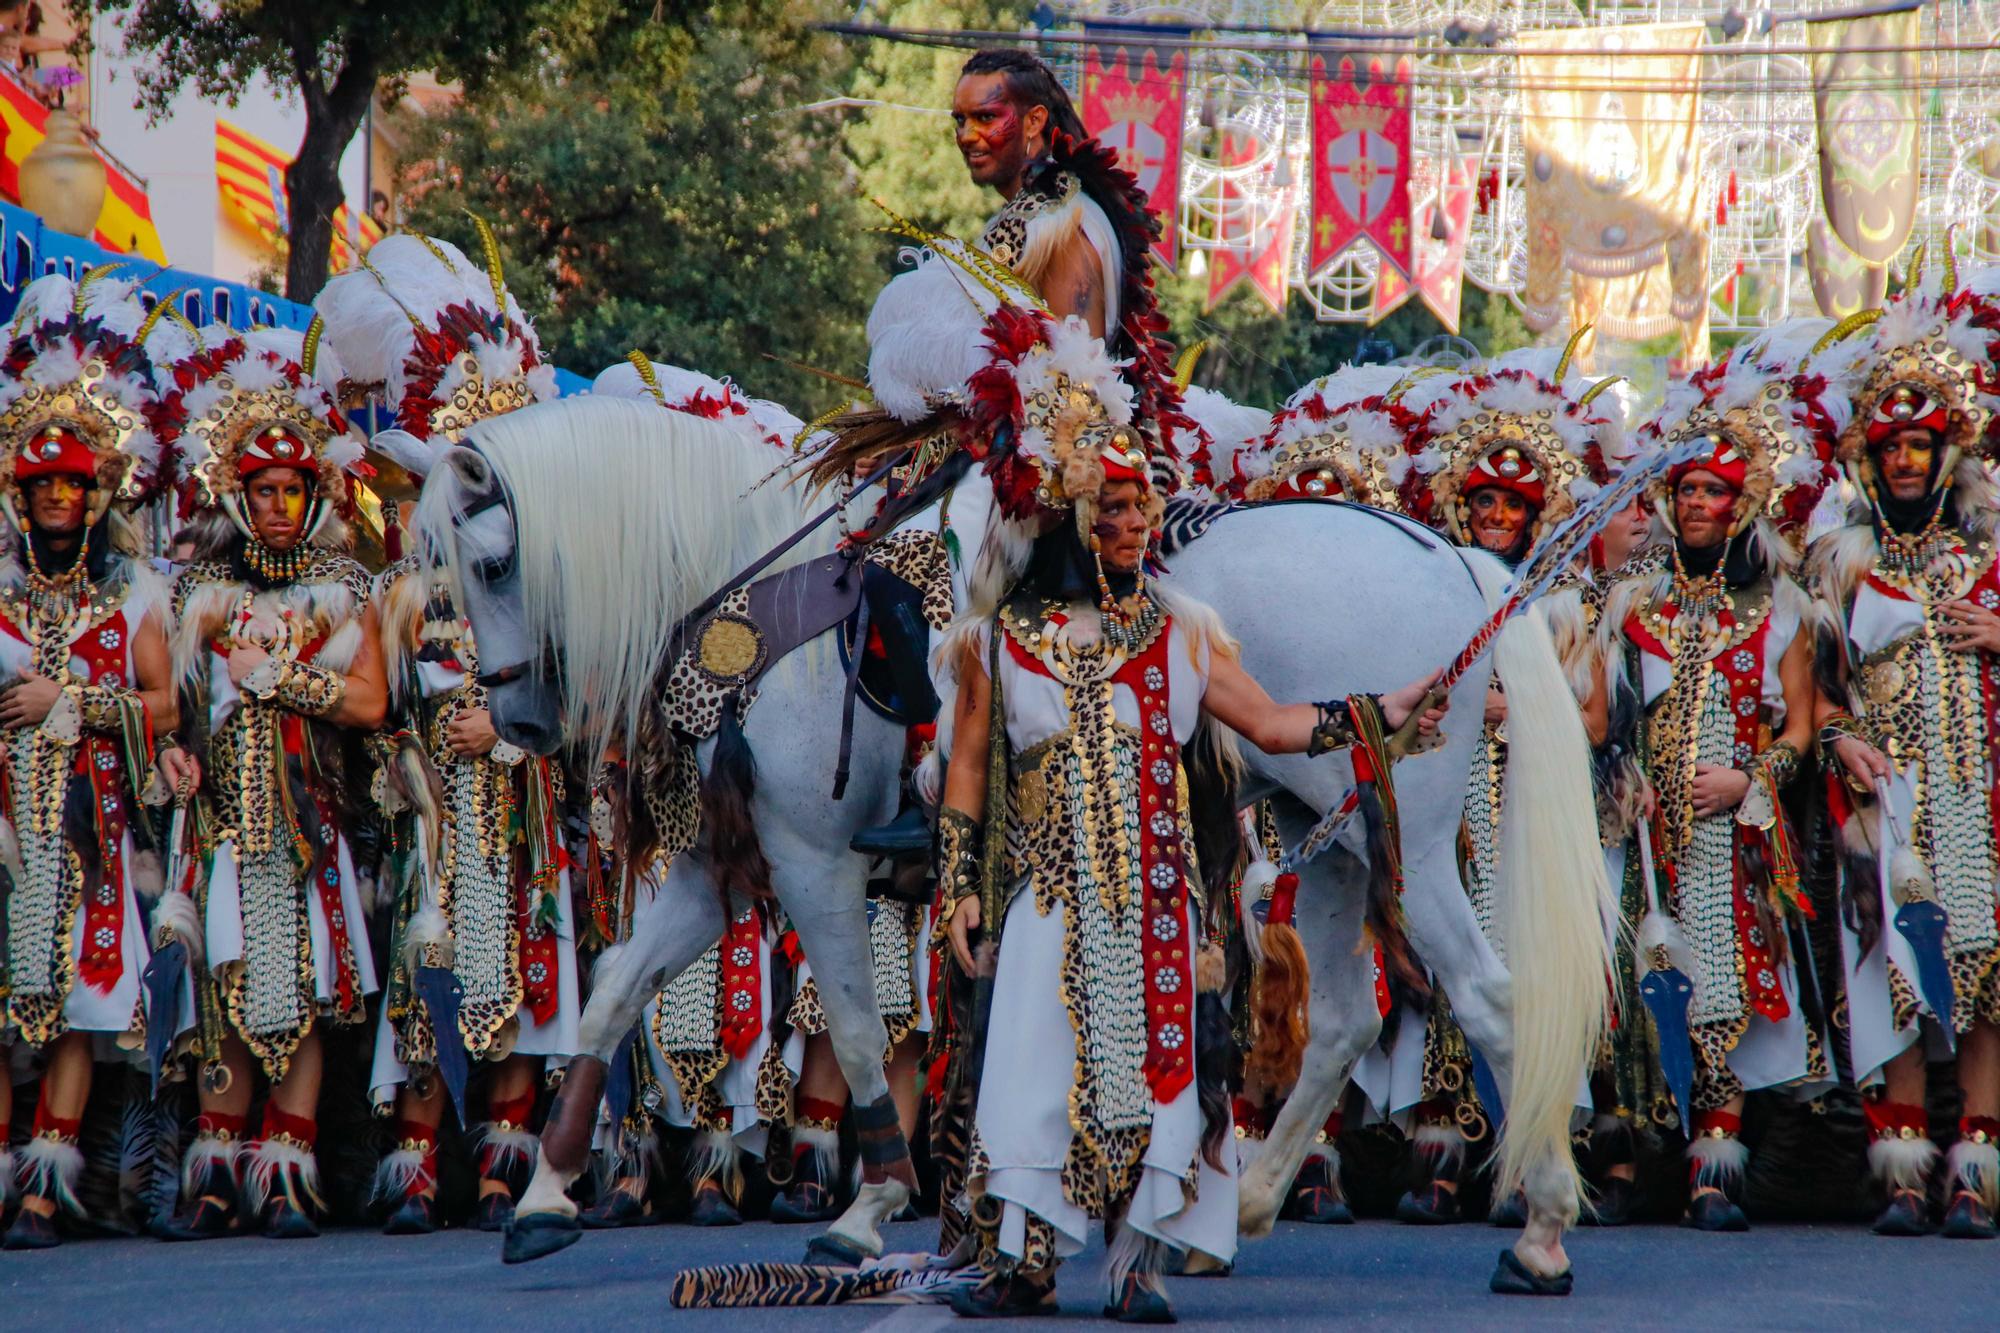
1395;1183;1461;1225
153;1196;238;1242
383;1191;440;1236
1583;1176;1636;1227
1489;1249;1573;1296
579;1190;658;1230
1941;1191;1998;1240
262;1200;320;1240
1489;1190;1528;1228
1871;1189;1931;1237
769;1168;840;1224
1284;1158;1354;1225
1102;1273;1176;1323
948;1270;1059;1318
2;1209;59;1251
1682;1189;1748;1232
850;806;933;858
473;1194;516;1233
687;1180;742;1227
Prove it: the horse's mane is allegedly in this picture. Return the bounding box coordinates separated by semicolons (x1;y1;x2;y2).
413;395;827;752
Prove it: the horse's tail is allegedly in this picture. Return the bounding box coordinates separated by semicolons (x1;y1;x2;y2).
699;695;773;906
1472;558;1614;1209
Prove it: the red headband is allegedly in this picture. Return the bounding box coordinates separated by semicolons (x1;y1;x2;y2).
13;426;96;482
237;426;319;478
1864;384;1948;446
1668;435;1747;492
1466;446;1546;511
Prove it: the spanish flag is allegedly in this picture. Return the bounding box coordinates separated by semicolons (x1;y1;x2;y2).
0;73;169;263
217;118;382;268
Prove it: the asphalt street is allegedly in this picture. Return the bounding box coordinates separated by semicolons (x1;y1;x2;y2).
1;1215;1989;1330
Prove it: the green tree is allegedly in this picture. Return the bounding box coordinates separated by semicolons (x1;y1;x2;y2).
401;10;875;408
66;1;683;301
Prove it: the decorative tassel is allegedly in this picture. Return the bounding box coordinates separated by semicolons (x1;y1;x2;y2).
151;887;205;968
1247;870;1311;1092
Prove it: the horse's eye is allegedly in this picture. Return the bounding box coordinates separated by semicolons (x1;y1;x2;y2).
475;551;515;583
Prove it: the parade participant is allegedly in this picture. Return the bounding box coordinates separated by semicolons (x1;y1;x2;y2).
0;272;178;1249
930;414;1445;1319
314;231;578;1235
1382;345;1617;1225
1596;342;1839;1233
150;325;387;1242
1806;270;2000;1239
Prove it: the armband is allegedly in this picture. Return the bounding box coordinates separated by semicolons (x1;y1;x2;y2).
935;806;983;908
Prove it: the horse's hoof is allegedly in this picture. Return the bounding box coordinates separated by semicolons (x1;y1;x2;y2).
503;1211;582;1264
1489;1250;1572;1296
805;1233;870;1268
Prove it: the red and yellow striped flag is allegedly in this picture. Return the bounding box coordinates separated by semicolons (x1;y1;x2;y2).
217;117;383;268
0;72;169;262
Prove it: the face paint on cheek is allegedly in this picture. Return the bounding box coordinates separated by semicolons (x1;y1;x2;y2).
284;491;305;523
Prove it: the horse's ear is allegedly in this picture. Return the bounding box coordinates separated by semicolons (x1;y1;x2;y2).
443;446;495;496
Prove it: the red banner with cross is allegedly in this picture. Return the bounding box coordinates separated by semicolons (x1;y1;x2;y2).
1080;23;1190;268
1309;49;1413;281
1371;152;1478;331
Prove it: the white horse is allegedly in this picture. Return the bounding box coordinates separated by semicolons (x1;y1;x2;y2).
422;396;1610;1287
416;397;918;1265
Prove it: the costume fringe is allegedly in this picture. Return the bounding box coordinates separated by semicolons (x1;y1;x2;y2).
17;1134;85;1216
1104;1222;1172;1298
371;1144;436;1204
242;1137;323;1216
180;1132;239;1199
472;1121;539;1185
791;1123;840;1186
1686;1133;1750;1192
607;1124;663;1185
1867;1133;1939;1195
1950;1136;2000;1214
686;1126;744;1200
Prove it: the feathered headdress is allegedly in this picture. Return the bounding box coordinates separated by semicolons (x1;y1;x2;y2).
805;226;1163;534
1404;330;1619;545
1814;249;2000;503
166;324;367;547
0;268;172;536
1631;316;1852;541
1228;363;1420;507
313;226;557;482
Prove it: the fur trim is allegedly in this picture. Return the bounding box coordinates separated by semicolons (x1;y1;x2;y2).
472;1121;539;1183
1868;1132;1939;1194
1949;1135;2000;1214
1686;1132;1750;1189
150;888;205;969
606;1123;662;1184
789;1123;840;1184
370;1143;437;1203
1635;909;1699;997
16;1133;85;1216
1104;1218;1172;1297
242;1135;322;1215
685;1126;744;1199
1411;1120;1466;1175
170;565;368;689
180;1131;240;1198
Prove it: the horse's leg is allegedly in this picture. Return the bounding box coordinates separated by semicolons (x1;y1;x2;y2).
504;861;727;1263
1240;846;1382;1239
765;832;915;1261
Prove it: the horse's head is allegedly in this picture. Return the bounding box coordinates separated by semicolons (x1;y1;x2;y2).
431;445;565;755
